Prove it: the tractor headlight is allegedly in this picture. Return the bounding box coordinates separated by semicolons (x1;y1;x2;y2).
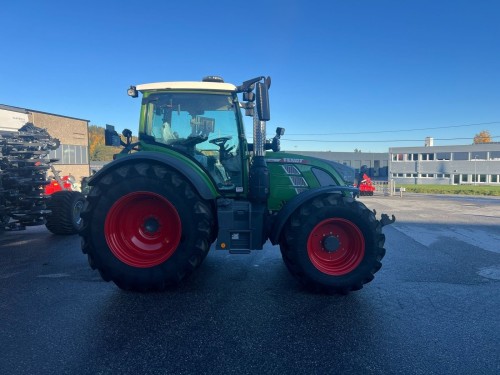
127;86;138;98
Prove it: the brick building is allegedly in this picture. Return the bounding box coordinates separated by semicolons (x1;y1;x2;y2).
1;104;90;184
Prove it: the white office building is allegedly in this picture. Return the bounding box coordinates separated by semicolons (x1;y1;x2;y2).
389;143;500;185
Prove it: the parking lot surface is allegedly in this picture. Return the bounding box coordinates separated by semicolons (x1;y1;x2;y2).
1;194;499;375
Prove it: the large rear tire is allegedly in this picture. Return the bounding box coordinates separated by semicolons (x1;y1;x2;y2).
45;191;85;234
80;162;215;291
279;194;385;294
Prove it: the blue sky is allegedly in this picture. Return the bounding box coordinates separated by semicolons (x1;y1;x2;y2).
2;0;499;152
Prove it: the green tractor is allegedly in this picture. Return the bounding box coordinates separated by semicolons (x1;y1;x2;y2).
80;76;394;293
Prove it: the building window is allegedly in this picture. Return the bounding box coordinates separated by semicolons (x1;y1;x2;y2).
64;145;76;163
392;154;404;161
491;175;499;183
76;146;82;163
471;174;487;183
489;151;500;160
436;152;451;161
471;152;487;160
461;174;469;183
421;153;435;161
453;152;469;161
407;153;418;161
49;144;89;165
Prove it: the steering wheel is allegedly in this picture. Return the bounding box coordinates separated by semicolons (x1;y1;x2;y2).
209;136;232;147
209;136;235;158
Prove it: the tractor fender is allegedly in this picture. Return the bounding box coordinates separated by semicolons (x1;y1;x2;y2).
269;186;360;245
87;151;218;200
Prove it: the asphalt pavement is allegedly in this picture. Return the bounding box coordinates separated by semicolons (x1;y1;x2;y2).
1;193;499;375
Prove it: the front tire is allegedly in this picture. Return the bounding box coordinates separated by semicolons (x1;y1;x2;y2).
279;194;386;294
80;162;214;291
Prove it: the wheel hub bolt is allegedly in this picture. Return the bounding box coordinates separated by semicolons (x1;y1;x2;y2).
323;235;340;253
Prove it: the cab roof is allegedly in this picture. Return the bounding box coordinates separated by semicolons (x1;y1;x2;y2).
135;81;237;92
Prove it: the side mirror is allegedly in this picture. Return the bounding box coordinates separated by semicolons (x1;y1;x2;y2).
255;82;270;121
122;128;134;146
105;125;121;147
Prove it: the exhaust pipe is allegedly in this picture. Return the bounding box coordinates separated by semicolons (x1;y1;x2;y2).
253;115;266;157
249;81;271;203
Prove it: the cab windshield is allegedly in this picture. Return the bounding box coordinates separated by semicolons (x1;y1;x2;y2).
143;91;243;190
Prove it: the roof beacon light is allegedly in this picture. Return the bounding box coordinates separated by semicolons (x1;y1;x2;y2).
202;76;224;83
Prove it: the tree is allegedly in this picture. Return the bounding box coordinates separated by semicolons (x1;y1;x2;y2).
88;125;105;161
88;124;133;161
92;144;122;161
473;130;492;144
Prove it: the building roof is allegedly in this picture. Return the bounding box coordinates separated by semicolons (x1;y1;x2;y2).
290;150;388;159
0;104;89;123
0;104;28;114
389;143;500;153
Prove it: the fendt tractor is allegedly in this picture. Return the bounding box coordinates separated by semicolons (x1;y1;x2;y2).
80;76;395;294
0;123;85;234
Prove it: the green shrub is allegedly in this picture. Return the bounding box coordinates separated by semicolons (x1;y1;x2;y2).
399;184;500;196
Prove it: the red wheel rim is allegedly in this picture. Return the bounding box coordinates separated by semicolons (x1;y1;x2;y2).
307;218;365;275
105;192;181;268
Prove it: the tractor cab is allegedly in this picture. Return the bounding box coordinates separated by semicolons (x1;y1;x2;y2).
108;76;278;195
139;89;244;191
